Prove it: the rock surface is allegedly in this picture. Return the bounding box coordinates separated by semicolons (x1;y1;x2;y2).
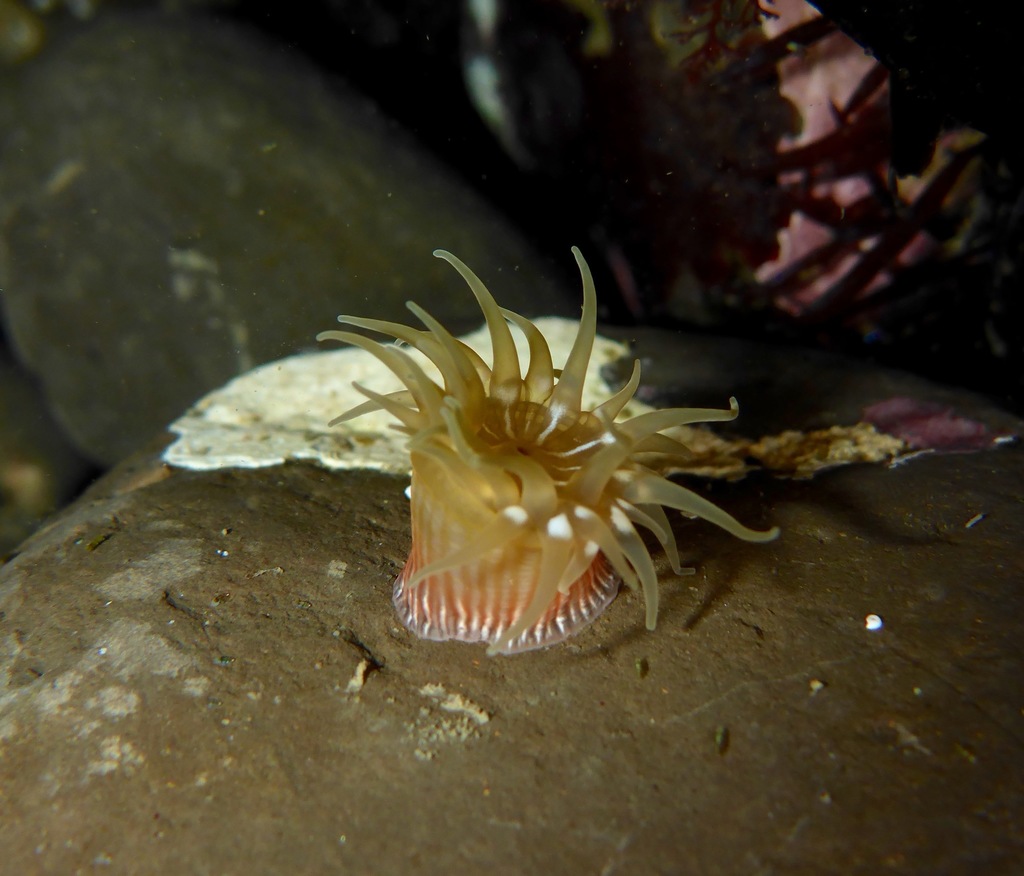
0;11;569;466
1;333;1023;874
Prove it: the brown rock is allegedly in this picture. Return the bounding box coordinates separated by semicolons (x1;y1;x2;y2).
2;336;1022;874
0;11;569;466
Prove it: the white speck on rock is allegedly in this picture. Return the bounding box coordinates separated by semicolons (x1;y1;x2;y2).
327;559;349;579
345;659;371;695
890;720;933;756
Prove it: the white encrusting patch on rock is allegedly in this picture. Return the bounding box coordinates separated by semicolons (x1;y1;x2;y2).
163;319;645;474
410;683;491;761
86;686;140;720
96;539;204;601
91;619;194;680
32;670;82;717
326;559;350;579
182;676;210;698
86;735;145;776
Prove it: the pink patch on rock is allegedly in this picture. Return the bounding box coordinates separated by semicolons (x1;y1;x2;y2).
863;397;1016;452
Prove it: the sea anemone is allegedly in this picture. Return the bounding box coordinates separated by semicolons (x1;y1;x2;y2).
317;248;778;655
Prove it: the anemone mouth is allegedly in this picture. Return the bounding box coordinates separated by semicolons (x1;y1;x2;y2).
318;246;779;655
477;398;608;484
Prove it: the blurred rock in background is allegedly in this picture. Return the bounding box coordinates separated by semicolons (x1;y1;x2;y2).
0;5;569;467
0;0;1021;518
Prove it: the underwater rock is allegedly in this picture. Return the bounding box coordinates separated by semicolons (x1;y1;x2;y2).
1;329;1022;874
0;0;45;65
0;10;569;466
0;357;92;556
